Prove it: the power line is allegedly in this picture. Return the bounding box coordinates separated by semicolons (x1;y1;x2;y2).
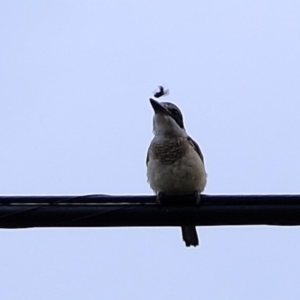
0;194;299;229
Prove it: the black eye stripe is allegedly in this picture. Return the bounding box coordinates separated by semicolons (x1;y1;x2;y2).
160;102;185;128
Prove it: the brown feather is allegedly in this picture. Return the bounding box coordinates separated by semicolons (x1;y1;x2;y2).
149;137;189;165
148;136;204;166
187;136;204;164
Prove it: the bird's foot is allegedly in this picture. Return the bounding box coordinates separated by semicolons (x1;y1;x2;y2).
156;192;201;206
156;192;166;205
194;192;201;206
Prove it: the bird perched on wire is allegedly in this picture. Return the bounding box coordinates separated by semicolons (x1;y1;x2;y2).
146;86;207;247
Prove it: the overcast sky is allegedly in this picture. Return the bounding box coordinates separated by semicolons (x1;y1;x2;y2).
1;1;300;299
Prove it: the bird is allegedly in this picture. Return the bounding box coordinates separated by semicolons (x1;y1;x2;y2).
146;86;207;247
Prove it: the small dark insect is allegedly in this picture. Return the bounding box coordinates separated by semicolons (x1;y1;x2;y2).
154;86;169;98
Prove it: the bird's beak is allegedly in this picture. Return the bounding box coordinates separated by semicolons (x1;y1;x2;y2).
150;98;169;115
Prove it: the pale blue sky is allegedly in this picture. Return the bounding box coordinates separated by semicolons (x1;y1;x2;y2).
1;1;300;299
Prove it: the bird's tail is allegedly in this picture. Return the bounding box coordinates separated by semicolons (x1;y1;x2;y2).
181;226;199;247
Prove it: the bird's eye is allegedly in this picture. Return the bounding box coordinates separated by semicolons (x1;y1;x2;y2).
171;109;178;115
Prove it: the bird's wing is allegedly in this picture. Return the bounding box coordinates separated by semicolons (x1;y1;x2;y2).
187;136;204;164
146;149;149;166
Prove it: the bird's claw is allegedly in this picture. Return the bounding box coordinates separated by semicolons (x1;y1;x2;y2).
194;192;201;206
156;192;165;205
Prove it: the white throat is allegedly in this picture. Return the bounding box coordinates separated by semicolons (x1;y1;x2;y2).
153;114;187;138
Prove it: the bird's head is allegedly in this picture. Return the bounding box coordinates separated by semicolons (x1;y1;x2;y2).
150;98;187;138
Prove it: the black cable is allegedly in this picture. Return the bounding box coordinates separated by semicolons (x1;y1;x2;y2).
0;194;299;229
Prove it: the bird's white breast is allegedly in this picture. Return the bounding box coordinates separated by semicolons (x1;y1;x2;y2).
147;144;207;195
